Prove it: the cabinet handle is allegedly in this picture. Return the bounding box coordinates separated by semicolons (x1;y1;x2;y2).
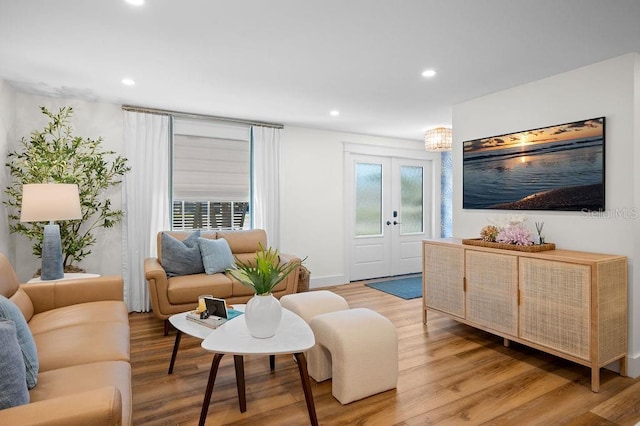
463;277;467;292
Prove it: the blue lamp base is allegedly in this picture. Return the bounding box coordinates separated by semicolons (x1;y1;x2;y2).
41;223;64;281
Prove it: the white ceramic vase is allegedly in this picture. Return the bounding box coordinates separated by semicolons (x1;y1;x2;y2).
244;293;283;338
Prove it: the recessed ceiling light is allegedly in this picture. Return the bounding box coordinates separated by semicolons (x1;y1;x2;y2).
122;78;135;86
421;69;437;78
330;110;340;117
125;0;145;6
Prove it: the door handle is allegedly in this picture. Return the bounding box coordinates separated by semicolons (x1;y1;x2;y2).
386;221;392;226
393;221;401;225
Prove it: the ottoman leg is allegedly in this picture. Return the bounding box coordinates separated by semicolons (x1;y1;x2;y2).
280;290;350;382
308;344;333;382
311;308;399;404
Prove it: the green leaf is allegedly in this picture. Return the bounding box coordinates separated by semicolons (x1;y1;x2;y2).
226;243;303;295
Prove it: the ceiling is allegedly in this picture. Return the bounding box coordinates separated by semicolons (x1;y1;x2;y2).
1;0;639;141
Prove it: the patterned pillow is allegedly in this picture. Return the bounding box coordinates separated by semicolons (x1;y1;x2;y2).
198;237;235;275
0;318;29;409
0;295;38;389
161;231;205;277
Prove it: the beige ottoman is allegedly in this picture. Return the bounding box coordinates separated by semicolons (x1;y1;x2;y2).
310;308;398;404
280;290;350;381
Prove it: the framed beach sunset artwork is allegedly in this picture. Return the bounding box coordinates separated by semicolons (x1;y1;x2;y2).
463;117;605;211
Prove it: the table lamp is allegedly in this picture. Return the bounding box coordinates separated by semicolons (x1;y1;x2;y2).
20;183;82;280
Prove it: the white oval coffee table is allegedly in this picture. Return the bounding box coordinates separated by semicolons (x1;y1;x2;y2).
199;306;317;426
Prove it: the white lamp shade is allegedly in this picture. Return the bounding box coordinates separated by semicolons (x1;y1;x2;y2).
424;127;453;152
20;183;82;222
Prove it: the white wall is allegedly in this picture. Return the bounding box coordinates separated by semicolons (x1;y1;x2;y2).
452;53;640;376
5;92;425;286
0;79;16;262
12;93;124;281
281;126;424;287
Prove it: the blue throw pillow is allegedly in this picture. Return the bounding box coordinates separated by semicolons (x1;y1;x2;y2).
0;295;38;389
198;237;235;275
161;231;205;277
0;318;29;409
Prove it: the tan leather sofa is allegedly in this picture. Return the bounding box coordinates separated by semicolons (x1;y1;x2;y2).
145;229;301;334
0;254;131;425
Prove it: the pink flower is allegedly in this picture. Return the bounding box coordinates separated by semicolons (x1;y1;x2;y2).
496;225;533;246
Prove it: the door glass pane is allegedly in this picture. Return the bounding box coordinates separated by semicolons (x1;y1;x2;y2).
400;166;423;233
355;163;382;236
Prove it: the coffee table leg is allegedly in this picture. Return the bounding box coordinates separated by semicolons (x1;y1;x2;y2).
233;355;246;412
294;352;318;426
168;330;183;374
199;353;225;426
270;354;275;371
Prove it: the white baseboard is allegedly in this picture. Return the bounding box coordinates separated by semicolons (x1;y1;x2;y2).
309;275;347;289
625;353;640;378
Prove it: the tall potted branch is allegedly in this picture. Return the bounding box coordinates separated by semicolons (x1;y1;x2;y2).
4;106;131;273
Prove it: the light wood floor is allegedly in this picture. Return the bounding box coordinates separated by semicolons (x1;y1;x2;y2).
131;282;640;425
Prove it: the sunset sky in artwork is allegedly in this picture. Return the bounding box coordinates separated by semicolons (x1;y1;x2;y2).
463;118;604;153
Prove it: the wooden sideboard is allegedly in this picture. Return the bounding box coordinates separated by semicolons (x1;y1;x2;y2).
422;238;628;392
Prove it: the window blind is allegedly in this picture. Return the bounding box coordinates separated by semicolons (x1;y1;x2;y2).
172;119;251;202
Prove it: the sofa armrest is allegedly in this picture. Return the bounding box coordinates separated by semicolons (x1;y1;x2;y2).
0;386;123;426
279;253;301;265
144;257;171;319
277;253;302;294
21;276;124;314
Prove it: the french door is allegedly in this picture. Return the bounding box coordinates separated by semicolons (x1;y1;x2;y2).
346;153;434;281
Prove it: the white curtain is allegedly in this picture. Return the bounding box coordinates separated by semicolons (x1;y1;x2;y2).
122;111;171;312
252;126;283;248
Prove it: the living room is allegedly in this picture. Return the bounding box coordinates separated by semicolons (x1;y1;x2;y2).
2;1;640;424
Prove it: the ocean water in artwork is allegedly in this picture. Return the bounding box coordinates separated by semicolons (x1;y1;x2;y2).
463;135;603;210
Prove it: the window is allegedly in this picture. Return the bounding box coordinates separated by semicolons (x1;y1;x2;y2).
172;119;251;231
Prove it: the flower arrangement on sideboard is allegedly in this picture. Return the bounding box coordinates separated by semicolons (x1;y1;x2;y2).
479;214;546;246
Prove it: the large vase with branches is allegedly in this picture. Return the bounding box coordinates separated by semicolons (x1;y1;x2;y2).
4;106;131;273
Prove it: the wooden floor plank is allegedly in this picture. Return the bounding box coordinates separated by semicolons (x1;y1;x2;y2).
130;281;640;425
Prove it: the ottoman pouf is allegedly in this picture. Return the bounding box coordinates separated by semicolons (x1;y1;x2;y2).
309;308;398;404
280;290;349;381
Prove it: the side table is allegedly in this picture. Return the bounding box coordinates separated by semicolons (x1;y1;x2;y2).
167;311;215;375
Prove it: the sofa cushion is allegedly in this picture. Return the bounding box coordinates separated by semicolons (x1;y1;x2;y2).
0;295;39;389
30;360;132;426
198;237;235;275
27;301;129;335
0;318;29;409
167;273;233;305
34;322;130;372
217;229;267;254
161;230;204;277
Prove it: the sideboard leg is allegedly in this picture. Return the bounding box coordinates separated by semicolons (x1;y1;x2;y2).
591;367;600;393
503;338;510;348
620;356;628;377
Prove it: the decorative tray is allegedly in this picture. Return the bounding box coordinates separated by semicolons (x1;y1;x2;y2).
462;238;556;252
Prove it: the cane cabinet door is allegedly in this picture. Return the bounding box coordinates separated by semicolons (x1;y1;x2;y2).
423;243;465;319
519;257;590;360
465;250;519;337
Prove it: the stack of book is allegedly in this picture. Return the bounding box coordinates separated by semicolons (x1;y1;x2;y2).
185;308;243;329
